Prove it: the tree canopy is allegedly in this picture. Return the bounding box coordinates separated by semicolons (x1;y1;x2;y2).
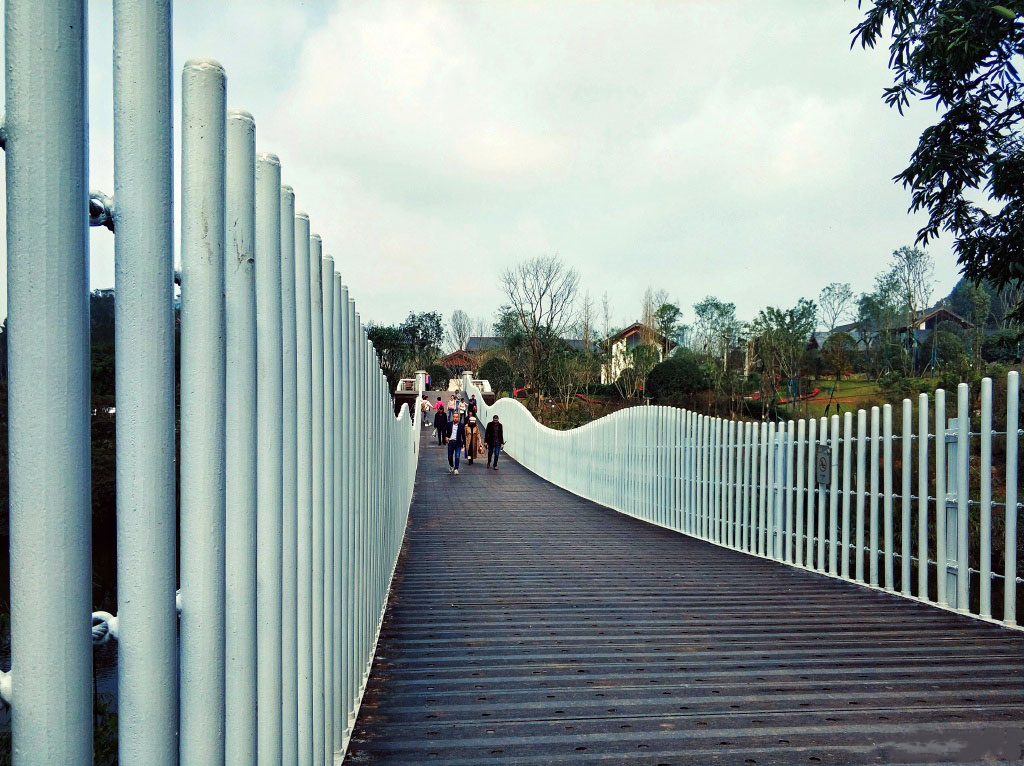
853;1;1024;322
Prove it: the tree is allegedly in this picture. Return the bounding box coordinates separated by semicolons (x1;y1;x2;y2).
614;344;659;400
692;296;743;371
653;302;683;355
366;324;411;391
478;356;517;396
818;282;854;332
448;310;472;351
645;351;708;403
500;255;579;403
852;1;1024;323
750;298;818;410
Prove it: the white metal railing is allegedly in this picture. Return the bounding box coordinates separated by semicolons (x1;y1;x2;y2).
3;2;417;764
466;371;1022;630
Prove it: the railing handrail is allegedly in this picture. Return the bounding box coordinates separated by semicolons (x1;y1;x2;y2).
466;371;1022;633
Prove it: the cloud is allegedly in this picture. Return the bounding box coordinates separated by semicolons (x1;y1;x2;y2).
0;0;965;331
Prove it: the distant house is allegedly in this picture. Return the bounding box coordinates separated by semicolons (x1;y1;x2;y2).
815;305;974;348
439;349;476;374
600;322;676;384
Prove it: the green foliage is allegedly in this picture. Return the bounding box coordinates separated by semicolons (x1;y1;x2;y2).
615;344;660;399
365;324;410;391
750;298;817;396
822;331;857;377
853;1;1024;323
645;351;708;402
929;329;969;370
423;363;450;390
478;356;517;395
982;328;1023;362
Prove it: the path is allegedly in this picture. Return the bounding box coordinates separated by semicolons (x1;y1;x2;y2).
345;430;1024;764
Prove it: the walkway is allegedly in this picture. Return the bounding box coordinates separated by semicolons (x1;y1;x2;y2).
345;430;1024;765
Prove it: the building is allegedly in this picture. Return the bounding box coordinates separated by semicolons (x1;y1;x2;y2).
600;322;676;384
814;305;974;348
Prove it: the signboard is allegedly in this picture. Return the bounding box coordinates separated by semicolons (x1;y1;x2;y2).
815;444;831;485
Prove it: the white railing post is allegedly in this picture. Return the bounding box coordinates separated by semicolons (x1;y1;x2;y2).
309;233;325;766
883;404;894;591
956;383;970;611
294;212;314;766
321;255;336;760
1005;371;1019;625
255;152;283;766
224;107;258;766
917;393;930;601
5;0;92;761
901;398;912;596
111;0;176;762
979;377;993;618
179;57;227;766
279;185;299;765
332;275;345;749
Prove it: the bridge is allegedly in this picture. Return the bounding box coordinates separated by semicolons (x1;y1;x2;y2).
0;3;1021;765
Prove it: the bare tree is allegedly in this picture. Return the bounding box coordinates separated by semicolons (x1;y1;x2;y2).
818;282;854;332
447;309;472;351
579;291;595;352
501;255;579;402
473;315;490;337
888;246;934;372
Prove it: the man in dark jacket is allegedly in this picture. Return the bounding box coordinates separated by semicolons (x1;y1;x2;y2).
484;414;504;471
445;412;467;475
433;405;448;446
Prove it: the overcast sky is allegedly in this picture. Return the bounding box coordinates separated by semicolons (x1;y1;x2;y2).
1;1;965;330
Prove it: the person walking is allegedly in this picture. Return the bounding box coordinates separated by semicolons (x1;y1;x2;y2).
419;393;432;428
433;404;447;446
464;415;483;465
446;394;457;424
445;411;466;475
484;414;504;471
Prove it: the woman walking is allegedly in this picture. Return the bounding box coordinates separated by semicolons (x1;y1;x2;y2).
464;415;483;465
433;403;448;445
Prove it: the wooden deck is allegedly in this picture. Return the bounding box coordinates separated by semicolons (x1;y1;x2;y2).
345;430;1024;764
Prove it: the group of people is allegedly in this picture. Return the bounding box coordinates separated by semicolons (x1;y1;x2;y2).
420;392;505;476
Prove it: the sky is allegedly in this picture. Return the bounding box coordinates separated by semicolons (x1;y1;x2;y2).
0;1;966;331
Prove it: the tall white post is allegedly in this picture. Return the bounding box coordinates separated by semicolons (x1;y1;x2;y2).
294;212;314;766
255;153;284;766
224;108;258;766
310;233;326;766
179;58;227;766
279;185;299;765
111;1;176;763
322;256;336;761
5;0;92;762
332;276;345;750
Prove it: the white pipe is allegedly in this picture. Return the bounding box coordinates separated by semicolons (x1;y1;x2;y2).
6;0;92;761
294;212;314;766
309;234;325;766
935;389;947;606
979;377;992;617
224;107;258;766
917;393;929;601
869;406;880;586
829;414;839;574
901;398;912;595
883;404;894;591
255;153;283;766
179;57;227;766
841;412;852;579
279;185;299;765
956;383;970;611
321;255;335;759
1005;372;1019;625
111;1;176;761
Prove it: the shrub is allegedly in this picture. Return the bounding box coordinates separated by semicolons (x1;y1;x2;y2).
645;352;708;402
982;329;1022;363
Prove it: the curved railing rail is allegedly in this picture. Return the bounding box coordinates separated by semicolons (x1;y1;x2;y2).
466;370;1021;631
4;2;416;764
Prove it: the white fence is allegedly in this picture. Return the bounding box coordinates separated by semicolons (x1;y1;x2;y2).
467;371;1021;630
3;2;417;764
